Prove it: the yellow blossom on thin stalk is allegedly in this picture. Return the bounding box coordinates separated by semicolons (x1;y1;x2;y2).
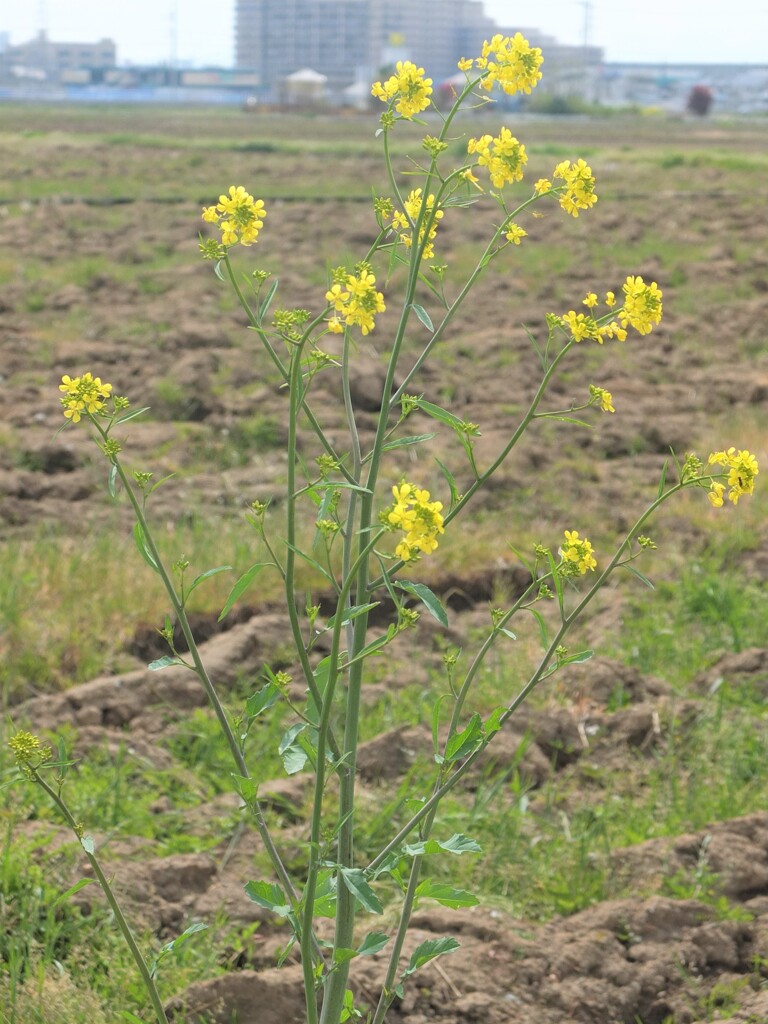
468;128;528;189
560;530;597;574
391;189;444;260
59;372;113;423
383;482;445;562
505;223;527;245
534;178;552;195
201;185;266;248
474;33;543;95
325;266;386;336
371;61;433;119
707;447;759;506
589;384;615;413
619;276;663;336
553;159;598;216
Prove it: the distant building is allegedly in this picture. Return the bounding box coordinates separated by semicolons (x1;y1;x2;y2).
234;0;599;103
0;30;116;81
599;62;768;114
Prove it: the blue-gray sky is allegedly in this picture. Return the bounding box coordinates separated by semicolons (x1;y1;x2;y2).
2;0;766;67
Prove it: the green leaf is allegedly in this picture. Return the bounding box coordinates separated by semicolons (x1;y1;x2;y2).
538;414;592;428
219;562;273;621
499;627;517;640
484;706;505;737
403;834;482;857
146;472;176;496
214;259;226;282
148;655;183;671
187;564;232;598
381;433;435;452
81;835;95;855
411;303;434;331
529;608;549;648
394;580;448;626
333;947;358;966
282;541;334;584
282;745;308;775
623;563;655;589
107;463;119;498
431;692;452;763
258;277;280;322
657;457;670;498
244;880;292;917
444;713;483;763
231;774;259;803
121;1014;148;1024
414;881;478;909
132;522;159;573
434;456;460;509
401;937;460;980
114;406;151;426
414;398;465;432
325;602;380;629
312;869;338;918
357;931;390;955
53;877;96;908
246;682;281;719
560;649;594;666
338;868;383;915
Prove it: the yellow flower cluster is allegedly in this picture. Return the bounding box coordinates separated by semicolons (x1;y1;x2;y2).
707;448;759;506
470;33;544;95
202;185;267;247
386;482;445;562
467;128;528;189
391;189;444;260
505;223;527;245
371;61;433;118
326;267;386;336
560;530;597;574
553;159;598;217
589;384;615;413
59;372;113;423
618;276;663;336
559;281;664;344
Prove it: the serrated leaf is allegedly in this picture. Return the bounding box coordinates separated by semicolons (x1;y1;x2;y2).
333;947;358;966
148;655;183;671
338;868;383;915
244;880;291;917
381;433;435;452
414;881;478;909
403;834;481;857
357;931;390;955
245;682;281;719
132;522;159;573
623;564;655;589
412;303;434;331
312;869;338;918
187;564;232;598
394;580;448;626
258;277;279;322
444;713;482;763
401;937;460;980
219;562;273;621
282;744;308;775
52;877;96;908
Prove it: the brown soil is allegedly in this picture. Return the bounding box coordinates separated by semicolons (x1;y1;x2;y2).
4;113;768;1022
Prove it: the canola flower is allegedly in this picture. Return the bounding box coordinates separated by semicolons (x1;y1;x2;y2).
560;530;597;574
707;448;759;506
559;278;663;344
391;189;444;260
59;372;113;423
552;159;598;217
202;185;266;247
467;128;528;189
471;33;544;95
371;61;433;119
619;276;663;336
325;266;386;336
384;482;445;562
589;384;615;413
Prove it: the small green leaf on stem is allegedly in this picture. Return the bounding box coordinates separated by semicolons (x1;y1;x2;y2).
357;931;390;955
244;880;292;917
394;580;448;626
400;937;460;980
219;562;274;621
411;303;434;331
148;655;183;671
444;713;483;762
414;881;478;909
53;877;96;908
186;564;232;598
623;564;655;589
338;867;384;914
132;523;159;573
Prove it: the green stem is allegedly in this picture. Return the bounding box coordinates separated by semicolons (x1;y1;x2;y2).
34;771;169;1024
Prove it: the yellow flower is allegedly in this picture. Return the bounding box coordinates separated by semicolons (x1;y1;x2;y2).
201;185;267;247
598;320;628;342
505;223;527;245
392;189;444;260
534;178;552;195
457;57;473;71
552;159;598;217
605;291;616;308
326;317;344;334
384;482;445;561
59;372;113;423
561;530;597;573
619;276;663;335
468;127;528;189
708;482;726;507
371;61;433;119
476;33;543;95
583;292;598;308
561;311;600;343
326;268;385;336
589;384;615;413
708;447;759;505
